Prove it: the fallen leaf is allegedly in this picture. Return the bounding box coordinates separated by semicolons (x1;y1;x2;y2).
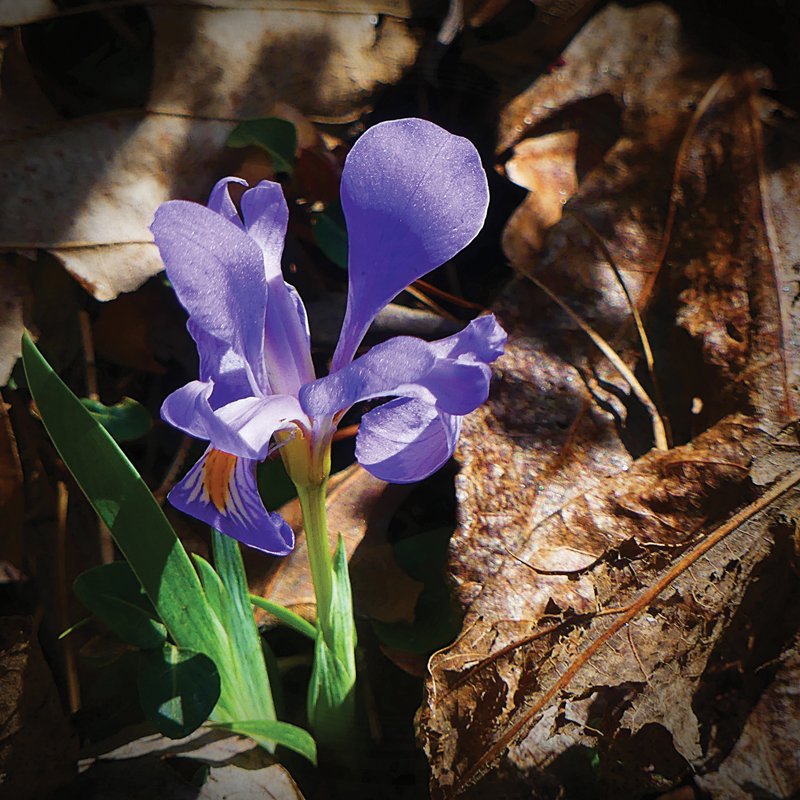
0;6;424;310
0;0;418;28
0;615;79;797
695;632;800;800
0;112;237;300
0;390;24;569
78;726;307;799
417;3;800;797
501;130;578;267
148;6;422;123
0;257;26;385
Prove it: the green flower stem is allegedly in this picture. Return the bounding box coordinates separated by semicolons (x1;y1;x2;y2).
296;480;334;643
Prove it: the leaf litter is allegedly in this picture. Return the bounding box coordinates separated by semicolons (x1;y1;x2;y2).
417;3;800;798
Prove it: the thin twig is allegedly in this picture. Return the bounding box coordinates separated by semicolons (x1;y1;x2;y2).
56;481;81;713
154;435;193;505
567;209;672;447
528;274;669;451
402;284;459;321
78;311;98;401
414;278;486;311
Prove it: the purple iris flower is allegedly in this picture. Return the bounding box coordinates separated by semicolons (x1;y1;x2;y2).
151;118;506;556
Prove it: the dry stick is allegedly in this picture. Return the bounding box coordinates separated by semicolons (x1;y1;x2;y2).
78;310;98;401
567;210;672;447
403;283;459;321
414;278;486;311
646;73;731;305
78;310;114;562
154;434;193;506
456;465;800;792
748;78;795;420
527;274;669;451
56;481;81;713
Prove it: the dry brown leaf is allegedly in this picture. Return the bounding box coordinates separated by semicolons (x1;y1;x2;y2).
78;726;307;800
418;3;800;797
0;112;238;300
0;615;79;797
0;7;423;314
0;0;418;28
0;390;24;569
249;465;423;626
0;257;26;385
695;631;800;800
501;130;578;267
149;7;421;123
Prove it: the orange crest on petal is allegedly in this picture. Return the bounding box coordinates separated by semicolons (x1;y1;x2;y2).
202;449;238;512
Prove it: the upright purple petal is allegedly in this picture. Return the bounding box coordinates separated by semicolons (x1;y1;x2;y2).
240;182;315;394
332;119;489;370
151;201;269;392
187;320;252;408
355;398;461;483
207;177;247;226
169;448;294;555
240;182;288;281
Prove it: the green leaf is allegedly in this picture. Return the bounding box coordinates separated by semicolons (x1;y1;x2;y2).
227;118;297;175
211;531;276;726
21;333;221;661
73;561;166;649
307;536;357;745
311;204;348;269
138;644;220;739
210;720;317;764
250;595;316;641
80;397;151;442
372;528;461;655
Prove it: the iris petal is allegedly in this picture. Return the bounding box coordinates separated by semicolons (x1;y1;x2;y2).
162;385;304;461
300;316;504;419
240;181;315;393
207;177;247;226
333;118;489;370
355;398;461;483
151;200;268;393
169;448;294;555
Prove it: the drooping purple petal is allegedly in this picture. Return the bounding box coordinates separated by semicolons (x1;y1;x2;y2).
162;384;303;461
427;314;507;363
332;118;490;370
151;201;269;392
300;316;505;419
355;398;461;483
240;181;315;394
169;448;294;555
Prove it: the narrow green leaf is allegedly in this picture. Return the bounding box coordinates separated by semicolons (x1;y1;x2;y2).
210;720;316;764
212;531;276;727
21;333;220;660
307;536;357;744
80;397;151;442
138;644;221;739
250;595;316;641
227;118;297;175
